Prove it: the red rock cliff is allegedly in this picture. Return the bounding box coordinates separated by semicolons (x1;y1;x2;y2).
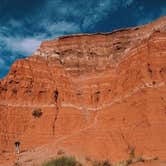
1;16;166;165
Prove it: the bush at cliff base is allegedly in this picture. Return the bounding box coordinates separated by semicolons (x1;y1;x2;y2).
42;156;82;166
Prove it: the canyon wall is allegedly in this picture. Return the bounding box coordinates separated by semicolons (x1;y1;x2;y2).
1;16;166;165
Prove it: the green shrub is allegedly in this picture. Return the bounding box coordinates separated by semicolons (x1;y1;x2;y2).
32;108;43;118
42;156;82;166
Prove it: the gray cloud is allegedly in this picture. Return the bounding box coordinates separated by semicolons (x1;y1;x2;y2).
3;0;166;78
4;37;41;55
0;0;136;58
0;19;81;57
0;22;41;56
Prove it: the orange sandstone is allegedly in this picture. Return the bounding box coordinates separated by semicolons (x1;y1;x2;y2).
1;16;166;165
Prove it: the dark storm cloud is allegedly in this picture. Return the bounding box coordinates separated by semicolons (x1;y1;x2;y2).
0;0;166;78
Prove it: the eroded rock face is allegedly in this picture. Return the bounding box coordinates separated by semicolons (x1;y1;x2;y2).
1;16;166;165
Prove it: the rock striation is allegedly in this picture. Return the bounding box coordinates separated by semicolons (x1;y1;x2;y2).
1;16;166;165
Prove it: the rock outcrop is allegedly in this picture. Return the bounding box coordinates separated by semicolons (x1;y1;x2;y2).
1;16;166;165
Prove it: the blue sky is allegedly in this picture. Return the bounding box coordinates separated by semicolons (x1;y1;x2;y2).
0;0;166;78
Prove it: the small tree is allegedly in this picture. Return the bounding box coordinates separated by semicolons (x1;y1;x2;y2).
32;108;43;118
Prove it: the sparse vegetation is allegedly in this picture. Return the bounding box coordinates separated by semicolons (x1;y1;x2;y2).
128;146;135;161
92;160;111;166
42;156;82;166
57;149;65;155
32;108;43;118
153;157;159;160
42;151;159;166
85;156;91;162
1;150;8;153
114;160;128;166
113;146;158;166
13;162;21;166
